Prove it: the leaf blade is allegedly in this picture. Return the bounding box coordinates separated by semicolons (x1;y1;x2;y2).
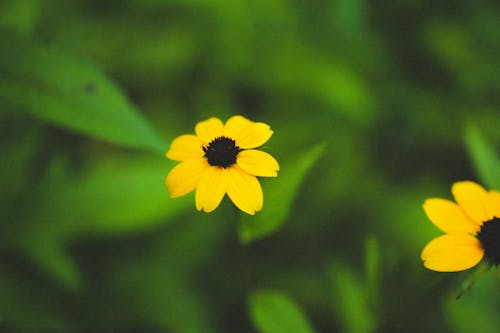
248;289;316;333
239;144;325;243
464;125;500;189
0;35;165;152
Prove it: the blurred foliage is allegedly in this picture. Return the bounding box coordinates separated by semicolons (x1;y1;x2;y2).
248;289;316;333
240;143;325;243
1;0;500;332
465;125;500;189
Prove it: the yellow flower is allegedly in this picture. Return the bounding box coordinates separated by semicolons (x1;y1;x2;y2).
421;181;500;272
165;115;279;215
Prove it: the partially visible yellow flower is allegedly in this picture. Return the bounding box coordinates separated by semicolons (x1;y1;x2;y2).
165;115;279;215
421;181;500;272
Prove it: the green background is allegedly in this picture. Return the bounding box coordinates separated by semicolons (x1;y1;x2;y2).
1;0;499;332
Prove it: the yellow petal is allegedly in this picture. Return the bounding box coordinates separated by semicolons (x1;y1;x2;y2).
224;115;253;140
486;190;500;218
423;198;480;234
195;166;228;213
421;234;484;272
226;166;263;215
236;149;279;177
195;117;224;144
452;181;490;223
166;134;204;161
232;122;273;149
166;158;208;198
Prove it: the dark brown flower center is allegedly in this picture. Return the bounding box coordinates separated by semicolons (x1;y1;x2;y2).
202;136;241;168
477;217;500;265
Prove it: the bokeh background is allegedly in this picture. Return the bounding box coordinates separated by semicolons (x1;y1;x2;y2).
1;0;500;332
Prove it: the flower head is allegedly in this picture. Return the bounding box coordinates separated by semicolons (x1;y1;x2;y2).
421;181;500;272
165;115;279;215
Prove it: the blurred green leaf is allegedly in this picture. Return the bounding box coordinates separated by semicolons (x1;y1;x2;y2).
445;269;500;333
364;235;380;308
424;21;498;93
239;144;325;243
0;120;42;205
455;261;492;300
0;33;165;152
255;56;374;124
0;0;40;34
91;214;229;333
333;0;365;36
464;125;500;189
327;261;376;333
0;261;74;333
424;22;473;72
248;289;316;333
36;155;188;234
10;155;191;289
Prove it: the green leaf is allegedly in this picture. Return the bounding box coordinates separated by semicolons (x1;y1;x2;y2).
445;269;500;333
93;214;228;333
248;289;316;333
0;0;40;34
239;144;325;243
9;155;192;289
464;125;500;189
455;261;491;300
326;262;376;333
0;33;165;152
36;156;189;235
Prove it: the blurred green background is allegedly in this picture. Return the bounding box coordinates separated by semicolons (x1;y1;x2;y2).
1;0;500;332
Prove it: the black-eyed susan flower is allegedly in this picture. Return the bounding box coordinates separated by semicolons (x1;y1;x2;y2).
165;115;279;215
421;181;500;272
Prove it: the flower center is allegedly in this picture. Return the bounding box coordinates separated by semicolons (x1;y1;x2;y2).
477;217;500;265
202;136;241;168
